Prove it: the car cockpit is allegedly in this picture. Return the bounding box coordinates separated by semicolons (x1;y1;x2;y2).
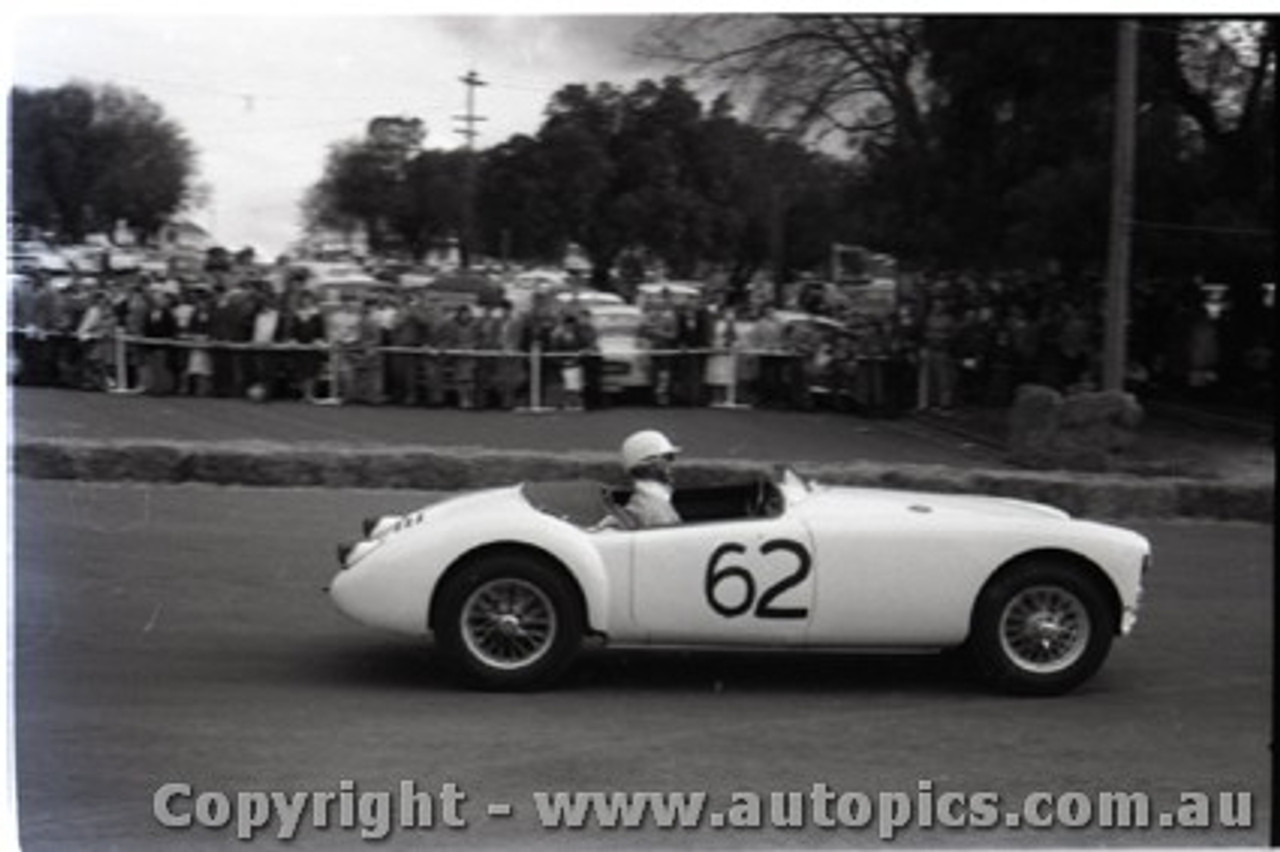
521;475;786;531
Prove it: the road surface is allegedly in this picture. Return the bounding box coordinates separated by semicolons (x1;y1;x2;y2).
11;480;1272;849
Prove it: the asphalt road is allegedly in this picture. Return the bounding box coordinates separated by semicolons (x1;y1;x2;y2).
11;480;1273;850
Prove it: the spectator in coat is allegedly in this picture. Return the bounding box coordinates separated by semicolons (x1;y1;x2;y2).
672;302;707;406
919;300;958;411
350;299;388;405
74;289;118;391
1056;303;1093;391
703;305;739;406
639;289;679;405
386;293;424;406
415;300;447;407
547;310;588;411
575;307;603;410
324;295;362;402
248;291;284;399
140;291;178;395
747;304;785;408
784;318;823;411
48;282;85;387
11;274;47;385
281;290;327;401
440;304;481;409
209;283;254;398
179;288;215;397
479;301;524;409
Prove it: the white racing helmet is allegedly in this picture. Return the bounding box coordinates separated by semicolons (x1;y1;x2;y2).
621;430;680;471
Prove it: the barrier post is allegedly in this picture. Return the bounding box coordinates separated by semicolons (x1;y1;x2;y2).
517;341;553;413
916;350;929;411
311;339;344;405
107;329;140;395
711;346;750;409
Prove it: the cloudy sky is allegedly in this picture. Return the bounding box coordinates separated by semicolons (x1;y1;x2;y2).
9;12;677;257
12;4;1250;258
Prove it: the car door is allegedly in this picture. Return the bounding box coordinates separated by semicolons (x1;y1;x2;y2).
630;514;816;644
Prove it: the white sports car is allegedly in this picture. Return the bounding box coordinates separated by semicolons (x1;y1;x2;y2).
329;469;1149;695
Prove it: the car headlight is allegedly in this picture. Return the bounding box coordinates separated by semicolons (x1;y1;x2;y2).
336;538;384;569
363;515;400;539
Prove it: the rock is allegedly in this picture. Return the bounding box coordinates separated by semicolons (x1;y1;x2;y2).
1008;384;1144;471
1058;390;1143;455
1008;384;1064;467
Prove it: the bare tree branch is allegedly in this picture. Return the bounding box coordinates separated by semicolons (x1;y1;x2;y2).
634;14;927;154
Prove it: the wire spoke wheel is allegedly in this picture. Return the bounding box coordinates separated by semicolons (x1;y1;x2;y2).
998;584;1091;675
437;553;584;690
460;578;558;671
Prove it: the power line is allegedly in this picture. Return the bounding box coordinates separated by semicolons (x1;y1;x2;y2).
16;59;522;107
1130;219;1274;238
195;119;370;141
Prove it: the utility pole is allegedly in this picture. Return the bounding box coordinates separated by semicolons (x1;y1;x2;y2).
454;69;487;270
769;183;785;305
1103;19;1138;392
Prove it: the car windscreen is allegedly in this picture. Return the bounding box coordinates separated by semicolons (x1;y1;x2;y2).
520;480;613;528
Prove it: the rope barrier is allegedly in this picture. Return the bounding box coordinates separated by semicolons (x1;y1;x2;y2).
8;327;899;409
7;327;869;360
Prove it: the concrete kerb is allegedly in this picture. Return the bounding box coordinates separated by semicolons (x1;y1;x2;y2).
9;437;1273;523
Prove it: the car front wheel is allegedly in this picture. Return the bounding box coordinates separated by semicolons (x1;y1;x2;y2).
967;560;1114;696
435;553;583;690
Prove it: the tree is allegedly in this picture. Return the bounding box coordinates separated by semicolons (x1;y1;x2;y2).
299;183;358;243
400;149;468;259
9;82;196;242
920;17;1120;274
520;76;844;284
609;78;717;278
684;94;770;283
638;15;1274;286
476;134;563;264
1139;18;1274;283
308;116;425;254
638;15;929;157
473;77;858;286
537;83;624;281
636;16;938;271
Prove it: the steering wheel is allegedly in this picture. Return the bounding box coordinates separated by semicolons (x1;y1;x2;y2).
752;477;781;517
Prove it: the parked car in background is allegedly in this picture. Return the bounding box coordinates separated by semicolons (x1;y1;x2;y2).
60;244;108;275
8;240;73;277
105;248;147;273
406;272;506;312
554;289;625;311
582;302;649;395
296;263;395;308
503;269;568;313
635;280;704;310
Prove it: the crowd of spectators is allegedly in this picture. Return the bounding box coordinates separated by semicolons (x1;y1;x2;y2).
796;268;1273;414
8;262;1273;416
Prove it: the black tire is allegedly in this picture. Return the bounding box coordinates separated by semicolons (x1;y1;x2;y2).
966;559;1115;696
434;552;583;691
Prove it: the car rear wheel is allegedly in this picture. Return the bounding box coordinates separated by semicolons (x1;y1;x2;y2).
967;560;1114;696
434;553;582;690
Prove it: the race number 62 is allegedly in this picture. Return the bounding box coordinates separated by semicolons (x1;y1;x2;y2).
704;539;812;620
